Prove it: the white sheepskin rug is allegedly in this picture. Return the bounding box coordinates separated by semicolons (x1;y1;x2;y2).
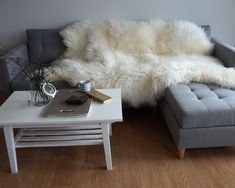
52;19;235;107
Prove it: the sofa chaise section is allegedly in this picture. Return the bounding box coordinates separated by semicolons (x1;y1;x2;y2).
161;82;235;159
159;38;235;159
151;25;235;159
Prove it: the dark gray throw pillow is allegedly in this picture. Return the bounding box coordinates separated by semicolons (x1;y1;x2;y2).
26;29;66;64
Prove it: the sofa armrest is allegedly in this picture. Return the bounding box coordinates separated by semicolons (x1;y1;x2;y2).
212;38;235;67
0;44;29;98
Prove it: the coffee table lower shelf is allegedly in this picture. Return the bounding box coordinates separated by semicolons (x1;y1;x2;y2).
15;125;104;148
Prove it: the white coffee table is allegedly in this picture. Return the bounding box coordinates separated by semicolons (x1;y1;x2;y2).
0;89;122;174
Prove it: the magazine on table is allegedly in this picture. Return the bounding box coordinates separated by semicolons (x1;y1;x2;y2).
44;89;92;117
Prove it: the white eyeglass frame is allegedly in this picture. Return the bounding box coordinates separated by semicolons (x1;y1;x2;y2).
42;82;57;98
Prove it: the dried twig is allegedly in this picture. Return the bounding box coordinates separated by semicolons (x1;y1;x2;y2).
0;44;51;82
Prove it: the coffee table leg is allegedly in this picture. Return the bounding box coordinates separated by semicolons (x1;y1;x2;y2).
3;126;18;174
109;124;112;136
101;123;112;170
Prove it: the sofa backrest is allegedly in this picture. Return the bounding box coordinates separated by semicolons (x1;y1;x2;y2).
26;25;211;64
201;25;211;37
26;29;66;64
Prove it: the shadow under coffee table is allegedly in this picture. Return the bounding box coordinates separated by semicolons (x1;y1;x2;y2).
0;89;122;174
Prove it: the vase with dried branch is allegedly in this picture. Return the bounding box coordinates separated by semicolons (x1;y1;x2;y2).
0;45;52;106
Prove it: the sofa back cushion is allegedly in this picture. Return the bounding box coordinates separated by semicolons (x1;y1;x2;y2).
26;24;210;64
26;29;66;64
201;25;211;37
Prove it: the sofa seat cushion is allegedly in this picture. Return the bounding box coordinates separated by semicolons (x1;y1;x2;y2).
165;83;235;129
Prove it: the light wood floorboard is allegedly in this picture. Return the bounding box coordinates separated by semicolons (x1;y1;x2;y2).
0;108;235;188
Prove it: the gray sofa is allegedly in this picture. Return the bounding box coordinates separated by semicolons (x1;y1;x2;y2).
1;25;235;159
0;25;211;99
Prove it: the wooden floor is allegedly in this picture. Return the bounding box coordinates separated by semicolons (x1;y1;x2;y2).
1;108;235;188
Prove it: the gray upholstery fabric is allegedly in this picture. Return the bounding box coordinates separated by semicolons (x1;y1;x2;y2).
6;44;29;81
0;44;29;98
0;41;70;99
161;100;235;149
0;56;9;94
26;29;66;64
201;25;211;37
212;38;235;67
165;83;235;129
9;71;29;91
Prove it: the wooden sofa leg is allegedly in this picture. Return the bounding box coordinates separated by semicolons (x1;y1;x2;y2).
178;148;185;160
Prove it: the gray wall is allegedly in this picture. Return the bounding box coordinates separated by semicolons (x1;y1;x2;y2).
1;0;235;47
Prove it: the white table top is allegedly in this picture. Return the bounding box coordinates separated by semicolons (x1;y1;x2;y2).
0;89;123;127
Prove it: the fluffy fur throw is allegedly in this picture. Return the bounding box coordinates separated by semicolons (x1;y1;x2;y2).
53;19;235;107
